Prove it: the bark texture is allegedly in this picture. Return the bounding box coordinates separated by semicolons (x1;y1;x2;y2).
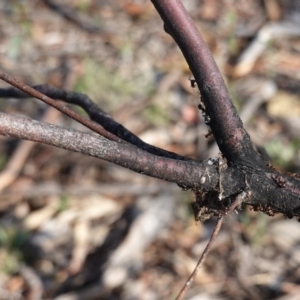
0;0;300;221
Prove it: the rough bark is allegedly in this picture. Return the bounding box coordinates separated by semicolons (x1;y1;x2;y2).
0;0;300;221
1;112;300;219
0;83;189;161
0;112;218;191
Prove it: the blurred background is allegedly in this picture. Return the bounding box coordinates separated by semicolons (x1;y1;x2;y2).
0;0;300;299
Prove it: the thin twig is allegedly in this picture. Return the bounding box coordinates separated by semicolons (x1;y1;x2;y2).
0;84;190;161
176;191;249;300
19;265;43;300
43;0;102;33
175;216;224;300
224;191;249;216
0;71;123;143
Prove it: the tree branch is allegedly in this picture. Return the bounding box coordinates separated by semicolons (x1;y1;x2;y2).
0;72;122;144
0;83;189;161
0;112;218;190
1;111;300;219
0;0;300;222
150;0;262;166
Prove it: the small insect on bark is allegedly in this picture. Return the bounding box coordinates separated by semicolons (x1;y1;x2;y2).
266;163;278;172
272;174;286;188
189;76;197;88
204;129;213;139
198;103;206;113
288;172;300;179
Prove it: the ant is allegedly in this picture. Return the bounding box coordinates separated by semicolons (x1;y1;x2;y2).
271;174;286;188
204;130;213;139
189;76;197;88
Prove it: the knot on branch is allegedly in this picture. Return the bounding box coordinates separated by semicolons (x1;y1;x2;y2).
190;156;300;221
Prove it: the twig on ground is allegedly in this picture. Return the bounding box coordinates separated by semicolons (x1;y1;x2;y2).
19;265;43;300
68;219;90;275
43;0;102;33
233;20;300;77
0;140;34;192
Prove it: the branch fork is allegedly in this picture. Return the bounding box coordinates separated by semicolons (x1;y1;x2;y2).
0;1;299;298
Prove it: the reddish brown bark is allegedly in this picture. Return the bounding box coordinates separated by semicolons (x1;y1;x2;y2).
0;0;299;221
151;0;262;165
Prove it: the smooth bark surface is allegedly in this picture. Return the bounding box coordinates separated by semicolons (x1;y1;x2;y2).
151;0;262;166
